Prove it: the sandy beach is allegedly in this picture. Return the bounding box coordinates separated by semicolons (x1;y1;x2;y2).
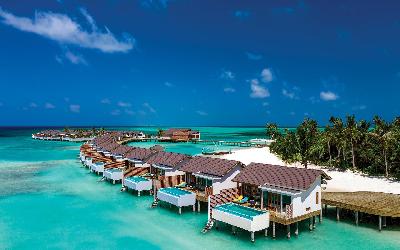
220;147;400;195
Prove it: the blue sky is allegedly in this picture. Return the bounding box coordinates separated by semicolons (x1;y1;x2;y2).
0;0;399;126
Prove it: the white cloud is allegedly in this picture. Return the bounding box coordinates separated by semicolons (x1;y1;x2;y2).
223;87;236;93
262;102;269;106
220;70;235;80
196;110;208;116
69;104;80;113
250;79;269;98
282;88;300;100
320;91;339;101
164;82;174;87
261;68;273;83
117;101;131;107
45;102;55;109
29;102;38;108
100;98;111;104
245;52;262;60
0;7;134;53
64;51;87;65
143;102;156;113
352;105;367;111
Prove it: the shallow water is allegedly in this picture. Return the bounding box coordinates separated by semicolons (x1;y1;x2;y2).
0;127;399;249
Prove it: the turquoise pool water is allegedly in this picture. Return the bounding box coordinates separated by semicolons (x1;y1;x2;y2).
215;203;265;221
160;187;193;197
0;127;399;249
126;176;149;183
106;168;122;173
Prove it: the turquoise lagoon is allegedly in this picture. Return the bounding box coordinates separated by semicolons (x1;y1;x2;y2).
0;127;399;249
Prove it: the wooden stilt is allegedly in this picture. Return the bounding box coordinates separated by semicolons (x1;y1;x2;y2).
113;180;116;185
179;207;182;214
336;207;340;221
287;225;291;239
272;222;276;238
197;200;201;213
264;228;268;237
355;211;359;226
251;231;255;242
232;226;236;235
383;216;387;227
192;205;196;212
138;191;141;197
215;220;218;230
379;216;382;231
319;210;322;223
313;216;316;229
295;222;299;236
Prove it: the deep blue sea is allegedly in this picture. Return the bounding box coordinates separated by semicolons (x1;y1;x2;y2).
0;127;399;249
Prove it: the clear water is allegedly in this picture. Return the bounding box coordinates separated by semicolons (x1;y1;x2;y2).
215;203;265;220
0;127;399;249
125;126;269;155
159;187;192;197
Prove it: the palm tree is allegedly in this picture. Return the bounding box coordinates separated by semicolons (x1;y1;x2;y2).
329;116;345;165
296;118;319;168
370;116;392;177
345;115;360;170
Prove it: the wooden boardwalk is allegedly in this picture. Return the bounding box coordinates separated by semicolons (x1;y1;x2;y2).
322;191;400;217
322;191;400;230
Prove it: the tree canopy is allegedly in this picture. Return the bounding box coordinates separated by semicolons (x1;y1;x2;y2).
267;115;400;179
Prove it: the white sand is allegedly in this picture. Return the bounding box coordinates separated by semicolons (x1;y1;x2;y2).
219;147;400;195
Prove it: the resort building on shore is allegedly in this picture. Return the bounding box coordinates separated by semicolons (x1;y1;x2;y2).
159;128;200;142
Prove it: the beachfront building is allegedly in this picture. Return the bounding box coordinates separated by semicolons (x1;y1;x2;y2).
159;128;200;142
179;156;244;212
145;151;193;213
224;163;330;239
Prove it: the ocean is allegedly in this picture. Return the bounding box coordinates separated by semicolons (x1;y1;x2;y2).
0;127;399;249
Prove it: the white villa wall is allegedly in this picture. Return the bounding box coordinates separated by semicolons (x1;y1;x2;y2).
212;165;241;195
291;176;321;218
165;170;185;176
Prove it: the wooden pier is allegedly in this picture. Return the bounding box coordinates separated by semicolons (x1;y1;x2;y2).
322;191;400;231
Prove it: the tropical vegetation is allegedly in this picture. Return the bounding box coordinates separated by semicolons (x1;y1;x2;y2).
266;115;400;179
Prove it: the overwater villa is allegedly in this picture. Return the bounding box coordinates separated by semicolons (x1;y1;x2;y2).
145;151;193;213
122;147;160;196
206;163;330;241
109;144;133;161
159;128;200;142
179;156;244;212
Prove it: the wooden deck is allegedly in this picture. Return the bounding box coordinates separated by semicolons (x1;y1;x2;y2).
269;210;321;225
322;191;400;218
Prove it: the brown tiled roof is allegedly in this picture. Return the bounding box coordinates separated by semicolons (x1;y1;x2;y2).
233;163;329;191
180;156;242;177
150;145;164;152
146;151;190;168
125;147;156;161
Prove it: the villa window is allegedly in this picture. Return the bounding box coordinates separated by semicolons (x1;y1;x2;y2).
316;192;319;204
